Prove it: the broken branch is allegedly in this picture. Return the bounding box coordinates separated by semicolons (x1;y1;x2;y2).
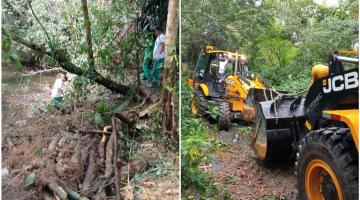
114;113;135;126
46;182;68;200
112;115;121;200
82;148;96;194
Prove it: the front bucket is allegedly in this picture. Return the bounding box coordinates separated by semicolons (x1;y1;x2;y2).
242;88;280;121
246;88;280;105
253;96;306;161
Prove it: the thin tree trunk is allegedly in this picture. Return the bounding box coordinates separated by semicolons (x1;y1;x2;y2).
80;0;95;70
162;0;179;138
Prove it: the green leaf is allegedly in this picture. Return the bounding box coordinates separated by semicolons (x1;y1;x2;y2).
112;99;130;112
93;112;105;126
9;53;22;70
2;168;9;177
23;172;35;189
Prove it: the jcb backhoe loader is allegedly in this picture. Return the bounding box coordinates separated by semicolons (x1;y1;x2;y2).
253;51;359;200
188;45;277;130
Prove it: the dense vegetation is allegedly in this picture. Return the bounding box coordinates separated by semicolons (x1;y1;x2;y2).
182;0;358;90
2;0;179;199
181;0;358;197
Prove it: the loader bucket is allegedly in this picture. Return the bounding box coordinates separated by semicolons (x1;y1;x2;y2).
253;96;306;161
246;88;280;105
242;88;280;121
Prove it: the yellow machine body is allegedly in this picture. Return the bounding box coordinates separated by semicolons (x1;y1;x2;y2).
224;75;267;113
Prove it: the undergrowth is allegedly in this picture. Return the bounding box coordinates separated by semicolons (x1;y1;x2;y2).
181;69;230;199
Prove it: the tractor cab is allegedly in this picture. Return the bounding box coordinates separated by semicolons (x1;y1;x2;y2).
190;46;250;96
188;45;276;130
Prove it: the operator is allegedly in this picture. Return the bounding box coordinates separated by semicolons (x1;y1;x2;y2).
51;73;68;104
151;25;166;88
142;33;154;81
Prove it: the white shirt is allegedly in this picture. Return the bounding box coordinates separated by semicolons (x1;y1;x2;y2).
51;78;63;98
153;33;166;60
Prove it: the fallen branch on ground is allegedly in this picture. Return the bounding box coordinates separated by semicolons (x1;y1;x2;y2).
71;129;112;135
114;113;134;126
104;134;114;178
46;182;68;200
16;68;64;77
138;102;160;118
82;148;96;194
112;115;121;200
3;29;155;100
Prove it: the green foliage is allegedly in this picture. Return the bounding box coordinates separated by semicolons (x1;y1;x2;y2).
2;0;169;90
23;172;35;189
182;0;358;92
90;100;114;127
181;70;227;197
34;147;44;158
239;127;252;135
206;105;219;120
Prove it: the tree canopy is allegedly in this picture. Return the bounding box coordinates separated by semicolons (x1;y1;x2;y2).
181;0;358;89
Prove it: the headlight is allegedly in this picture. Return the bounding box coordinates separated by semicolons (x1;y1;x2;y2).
251;73;255;79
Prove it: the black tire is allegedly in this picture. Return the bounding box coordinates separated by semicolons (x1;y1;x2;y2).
197;90;208;116
218;102;231;130
296;127;358;200
190;90;208;116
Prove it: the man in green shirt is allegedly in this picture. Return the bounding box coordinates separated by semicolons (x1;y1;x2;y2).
142;35;154;81
151;25;166;88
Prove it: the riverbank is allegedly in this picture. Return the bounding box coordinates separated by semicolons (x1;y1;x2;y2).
2;66;179;199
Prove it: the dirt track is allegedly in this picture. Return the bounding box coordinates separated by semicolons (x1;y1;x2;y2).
207;124;298;200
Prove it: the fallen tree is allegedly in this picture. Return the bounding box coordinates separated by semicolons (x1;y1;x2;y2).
2;29;154;101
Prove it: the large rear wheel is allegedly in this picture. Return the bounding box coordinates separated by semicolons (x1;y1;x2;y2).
296;127;358;200
218;102;231;130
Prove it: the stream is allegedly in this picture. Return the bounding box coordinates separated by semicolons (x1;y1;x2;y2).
2;64;57;126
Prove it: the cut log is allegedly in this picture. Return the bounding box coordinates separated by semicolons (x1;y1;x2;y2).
82;149;96;193
46;182;68;200
48;135;61;150
65;187;90;200
104;134;114;178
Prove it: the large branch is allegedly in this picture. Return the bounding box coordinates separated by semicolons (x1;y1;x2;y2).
4;29;132;95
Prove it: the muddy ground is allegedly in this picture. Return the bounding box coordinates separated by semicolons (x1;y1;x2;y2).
2;69;179;199
207;123;297;200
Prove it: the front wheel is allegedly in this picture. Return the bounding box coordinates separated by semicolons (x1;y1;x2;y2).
218;102;231;130
190;90;207;116
296;127;358;200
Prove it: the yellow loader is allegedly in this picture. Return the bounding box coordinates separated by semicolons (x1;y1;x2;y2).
188;45;277;130
254;51;359;199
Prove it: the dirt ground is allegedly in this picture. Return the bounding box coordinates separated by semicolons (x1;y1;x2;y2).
2;73;179;199
206;123;298;200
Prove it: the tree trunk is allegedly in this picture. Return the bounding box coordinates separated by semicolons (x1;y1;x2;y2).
80;0;95;70
162;0;179;138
